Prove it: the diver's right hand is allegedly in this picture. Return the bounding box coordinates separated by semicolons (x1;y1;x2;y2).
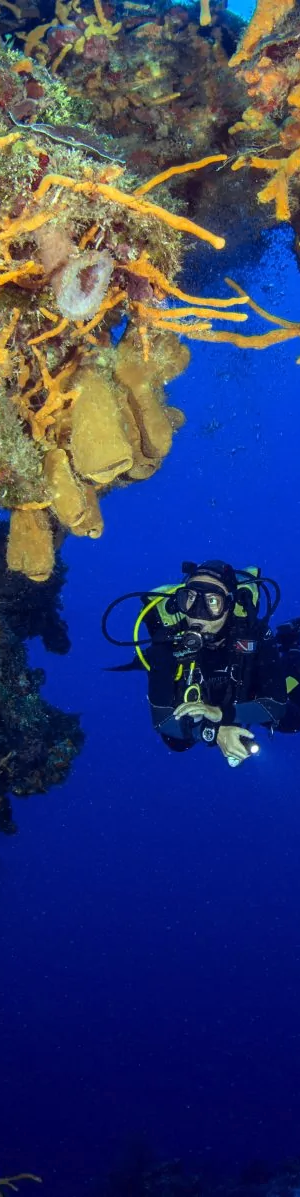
174;700;222;723
216;725;254;762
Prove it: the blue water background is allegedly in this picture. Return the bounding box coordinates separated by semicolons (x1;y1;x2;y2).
230;0;254;17
1;221;300;1195
1;0;300;1168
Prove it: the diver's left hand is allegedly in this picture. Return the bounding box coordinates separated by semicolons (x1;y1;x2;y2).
216;725;254;761
174;700;222;723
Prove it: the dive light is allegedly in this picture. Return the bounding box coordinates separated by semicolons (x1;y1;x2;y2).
227;738;260;767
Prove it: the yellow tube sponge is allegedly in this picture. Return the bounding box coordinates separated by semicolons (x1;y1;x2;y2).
166;406;186;430
7;509;54;582
115;348;172;461
116;388;160;478
127;460;160;480
72;484;104;537
115;330;189;461
43;447;86;528
200;0;211;26
70;368;133;484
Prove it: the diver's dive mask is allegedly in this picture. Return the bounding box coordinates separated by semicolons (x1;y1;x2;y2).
176;580;234;622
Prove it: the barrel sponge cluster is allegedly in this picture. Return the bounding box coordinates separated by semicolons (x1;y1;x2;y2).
5;331;189;584
4;55;296;585
0;92;237;586
0;107;197;582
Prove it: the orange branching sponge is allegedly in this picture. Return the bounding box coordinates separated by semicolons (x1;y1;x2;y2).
29;349;79;440
93;0;121;37
29;317;69;345
24;20;55;57
232;148;300;221
230;0;296;67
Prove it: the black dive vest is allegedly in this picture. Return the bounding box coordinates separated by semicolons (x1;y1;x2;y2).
147;616;260;738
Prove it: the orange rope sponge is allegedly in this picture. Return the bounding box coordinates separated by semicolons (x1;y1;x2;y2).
125;252;249;307
230;0;296;67
93;0;121;37
28;316;69;345
0;210;53;243
137;302;247;324
0;131;21;149
24;20;54;56
0;262;44;285
133;155;227;197
33;174;225;250
225;277;300;330
70;288;126;337
199;327;300;349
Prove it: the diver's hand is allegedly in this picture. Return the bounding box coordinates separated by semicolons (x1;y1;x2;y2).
216;725;254;762
174;701;222;723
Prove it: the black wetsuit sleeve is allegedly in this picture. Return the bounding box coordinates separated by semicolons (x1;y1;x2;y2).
147;633;196;749
254;629;287;725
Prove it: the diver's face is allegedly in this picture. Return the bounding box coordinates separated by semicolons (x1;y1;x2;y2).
185;573;230;637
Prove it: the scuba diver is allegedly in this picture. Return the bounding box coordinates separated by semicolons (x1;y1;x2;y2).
102;561;300;766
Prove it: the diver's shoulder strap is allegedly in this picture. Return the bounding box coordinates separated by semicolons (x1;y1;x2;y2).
234;567;260;623
231;607;263;650
140;590;183;638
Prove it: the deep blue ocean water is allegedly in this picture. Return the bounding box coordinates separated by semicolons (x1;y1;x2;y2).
2;9;300;1189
